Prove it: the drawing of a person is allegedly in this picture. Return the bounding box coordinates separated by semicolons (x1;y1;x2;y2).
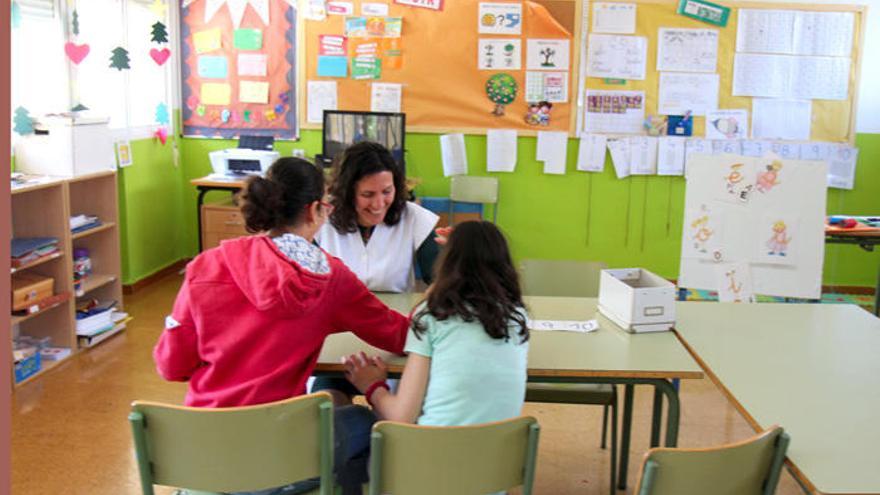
724;163;744;194
725;269;743;302
766;221;792;256
756;160;783;193
524;103;541;125
537;101;553;126
691;215;714;253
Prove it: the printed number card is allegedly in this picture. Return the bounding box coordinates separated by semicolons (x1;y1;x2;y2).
478;2;523;35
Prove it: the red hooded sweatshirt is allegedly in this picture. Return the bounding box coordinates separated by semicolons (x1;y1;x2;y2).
154;235;409;407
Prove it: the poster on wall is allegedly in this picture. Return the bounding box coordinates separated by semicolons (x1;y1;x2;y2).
181;0;298;139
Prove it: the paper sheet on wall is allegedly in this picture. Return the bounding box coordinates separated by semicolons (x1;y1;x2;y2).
591;2;636;34
528;319;599;333
193;29;222;54
239;81;269;104
486;129;518;172
732;53;850;100
479;2;523;35
713;140;742;156
524;72;568;103
307;80;338;124
657;28;718;73
583;90;645;134
827;145;858;189
586;34;647;80
682;203;725;261
740;140;770;157
576;134;607;172
770;142;800;160
736;9;854;57
685;139;713;168
716;262;756;303
536;131;569;175
362;2;389;15
526;39;570;71
657;137;686;176
198;56;229;79
319;35;348;56
658;73;719;116
200;83;231;105
705;109;748;140
755;213;799;266
478;39;522;70
751;98;812;140
305;0;327;20
237;54;268;77
606;138;631;179
440;134;468;177
629;136;658;175
370;82;402;112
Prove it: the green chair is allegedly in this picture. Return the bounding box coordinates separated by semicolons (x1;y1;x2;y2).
449;175;499;225
368;416;540;495
633;426;790;495
129;392;335;495
519;259;618;495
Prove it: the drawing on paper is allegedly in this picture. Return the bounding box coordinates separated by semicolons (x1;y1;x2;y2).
716;262;756;303
691;215;715;253
756;160;782;193
766;220;792;256
723;162;753;202
710;116;741;138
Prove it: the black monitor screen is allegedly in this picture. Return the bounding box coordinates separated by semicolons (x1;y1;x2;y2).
322;110;405;169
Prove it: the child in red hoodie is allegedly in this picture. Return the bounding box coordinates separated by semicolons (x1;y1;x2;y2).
154;157;408;495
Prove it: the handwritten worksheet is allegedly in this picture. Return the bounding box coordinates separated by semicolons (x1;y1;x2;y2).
657;137;686;176
732;54;849;100
737;9;854;57
629;136;658;175
658;73;719;116
751;98;812;140
583;90;645;134
586;34;647;80
657;28;719;73
576;134;608;172
591;2;636;34
307;80;337;123
486;129;518;173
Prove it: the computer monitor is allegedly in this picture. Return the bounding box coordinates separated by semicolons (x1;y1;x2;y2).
320;110;406;170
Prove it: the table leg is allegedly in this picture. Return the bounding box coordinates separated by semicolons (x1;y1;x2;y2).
650;387;663;447
655;379;680;447
196;187;209;252
617;384;635;490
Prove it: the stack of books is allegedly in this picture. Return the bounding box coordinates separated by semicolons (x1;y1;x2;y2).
11;237;60;268
76;300;130;348
70;214;101;234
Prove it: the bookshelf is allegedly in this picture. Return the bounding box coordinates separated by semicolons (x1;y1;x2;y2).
10;171;124;387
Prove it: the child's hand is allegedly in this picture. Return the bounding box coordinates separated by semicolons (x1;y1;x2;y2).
342;352;388;393
435;226;453;245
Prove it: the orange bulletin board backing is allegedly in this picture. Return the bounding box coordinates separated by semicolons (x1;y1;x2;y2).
301;1;576;134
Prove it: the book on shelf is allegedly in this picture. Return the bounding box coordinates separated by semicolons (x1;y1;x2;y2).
11;237;60;268
11;292;71;316
78;315;130;348
75;300;118;336
70;214;101;233
40;347;72;361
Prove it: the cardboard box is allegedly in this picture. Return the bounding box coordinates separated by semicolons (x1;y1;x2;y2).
598;268;676;333
13;116;116;177
11;272;54;312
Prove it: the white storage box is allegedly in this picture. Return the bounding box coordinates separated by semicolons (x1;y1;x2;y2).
598;268;676;333
14;116;116;177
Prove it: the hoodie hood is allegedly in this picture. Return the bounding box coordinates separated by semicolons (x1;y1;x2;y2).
219;236;331;315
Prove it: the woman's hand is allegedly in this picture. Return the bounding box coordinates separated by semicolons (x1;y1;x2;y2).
434;226;453;245
342;352;389;393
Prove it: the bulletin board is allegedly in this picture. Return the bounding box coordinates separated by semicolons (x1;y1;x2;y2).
577;0;866;144
300;0;578;134
180;0;298;139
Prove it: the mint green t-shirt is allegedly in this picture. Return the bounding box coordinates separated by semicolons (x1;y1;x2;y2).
404;309;529;427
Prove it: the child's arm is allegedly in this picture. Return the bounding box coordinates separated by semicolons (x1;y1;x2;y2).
154;278;201;381
330;264;409;353
343;352;430;423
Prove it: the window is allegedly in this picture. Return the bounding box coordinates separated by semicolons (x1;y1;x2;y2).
11;0;69;118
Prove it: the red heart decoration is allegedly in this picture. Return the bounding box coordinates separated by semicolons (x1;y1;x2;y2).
64;42;90;64
150;48;171;65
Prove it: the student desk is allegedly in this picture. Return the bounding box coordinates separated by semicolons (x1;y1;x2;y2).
191;175;246;252
675;302;880;495
315;293;704;489
824;226;880;316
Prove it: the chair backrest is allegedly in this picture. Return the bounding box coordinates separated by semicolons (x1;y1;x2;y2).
449;175;499;224
129;393;334;495
634;426;790;495
519;259;607;298
368;416;540;495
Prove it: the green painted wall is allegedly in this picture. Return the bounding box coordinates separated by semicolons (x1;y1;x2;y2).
169;131;879;288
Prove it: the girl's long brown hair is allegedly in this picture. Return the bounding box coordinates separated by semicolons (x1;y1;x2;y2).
412;221;529;343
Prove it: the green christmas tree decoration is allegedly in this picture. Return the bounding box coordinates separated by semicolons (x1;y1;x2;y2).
151;21;168;43
109;46;130;70
485;73;518;116
71;103;89;112
12;1;21;29
72;9;79;35
13;107;34;135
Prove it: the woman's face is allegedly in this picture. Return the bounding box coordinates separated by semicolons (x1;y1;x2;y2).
354;171;395;227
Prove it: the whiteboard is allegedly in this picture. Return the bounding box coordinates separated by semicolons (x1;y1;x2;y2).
678;154;828;299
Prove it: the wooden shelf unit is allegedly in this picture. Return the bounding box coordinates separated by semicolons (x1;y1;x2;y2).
10;171;123;387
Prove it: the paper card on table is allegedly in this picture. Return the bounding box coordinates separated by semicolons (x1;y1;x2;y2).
770;142;800;160
591;2;636;34
193;29;222;54
362;2;389;15
305;0;327;20
440;133;468;177
657;28;718;73
526;39;570;71
237;53;268;77
657;137;686;176
658;73;718;117
606;138;631;179
319;35;348;56
751;98;811;141
197;55;228;78
384;17;403;37
233;29;262;50
479;2;523;35
754;213;799;265
712;140;742;156
629;136;658;175
583;90;645;134
528;319;599;333
345;16;368;37
827;145;858;190
683;203;724;260
327;1;354;15
317;56;348;77
705;109;748;140
486;129;518;173
576;134;607;172
536;131;568;175
586;34;646;80
716;262;755;303
370;82;402;112
200;83;231;105
740;140;770;158
307;80;337;123
478;39;521;70
239;81;269;104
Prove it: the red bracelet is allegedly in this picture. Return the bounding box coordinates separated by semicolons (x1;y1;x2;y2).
364;380;390;406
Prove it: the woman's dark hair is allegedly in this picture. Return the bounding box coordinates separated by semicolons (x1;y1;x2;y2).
328;141;408;233
238;157;324;233
413;221;529;343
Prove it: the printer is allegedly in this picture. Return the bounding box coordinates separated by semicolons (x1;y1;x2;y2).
208;135;280;176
